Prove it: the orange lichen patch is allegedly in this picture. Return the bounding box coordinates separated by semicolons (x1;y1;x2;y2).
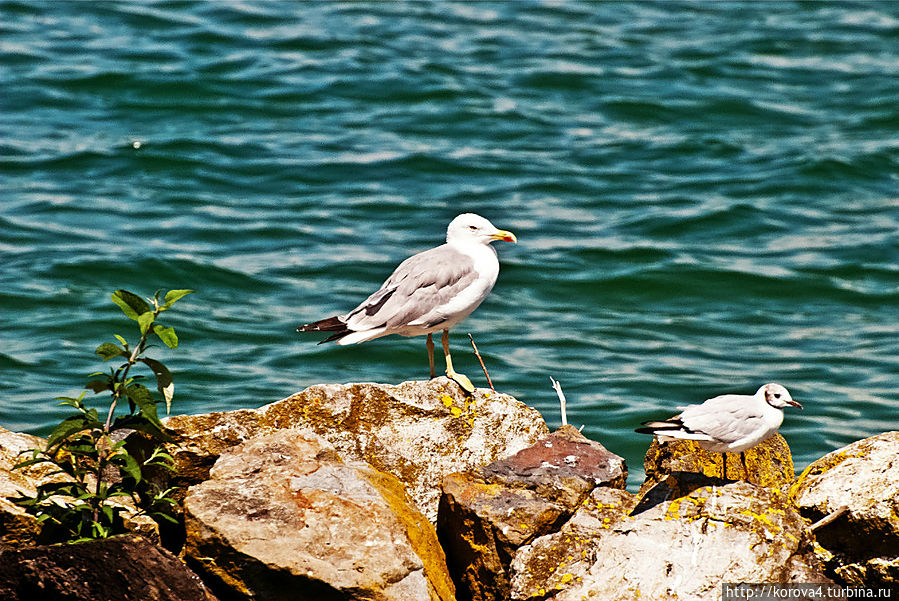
361;467;456;601
637;434;795;502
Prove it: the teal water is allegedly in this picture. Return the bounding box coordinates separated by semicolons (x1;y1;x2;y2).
1;1;897;489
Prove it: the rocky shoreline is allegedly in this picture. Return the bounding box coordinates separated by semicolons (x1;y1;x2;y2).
1;379;897;600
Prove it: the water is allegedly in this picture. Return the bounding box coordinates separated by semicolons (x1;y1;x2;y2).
2;1;897;490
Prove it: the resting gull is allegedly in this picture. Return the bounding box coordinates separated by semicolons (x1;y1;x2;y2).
635;383;802;479
297;213;517;392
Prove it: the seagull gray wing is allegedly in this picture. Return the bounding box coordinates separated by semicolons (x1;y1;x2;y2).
343;244;479;331
679;394;767;446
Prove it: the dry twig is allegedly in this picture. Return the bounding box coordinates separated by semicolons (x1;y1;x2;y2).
468;333;494;392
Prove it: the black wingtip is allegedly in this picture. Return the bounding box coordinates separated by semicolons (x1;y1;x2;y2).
297;315;346;332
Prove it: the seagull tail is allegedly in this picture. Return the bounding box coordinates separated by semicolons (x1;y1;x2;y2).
297;316;351;344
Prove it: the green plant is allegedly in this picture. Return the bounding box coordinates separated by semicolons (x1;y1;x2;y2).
15;288;194;542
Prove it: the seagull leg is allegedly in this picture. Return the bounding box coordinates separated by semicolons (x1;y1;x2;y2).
442;329;474;393
426;333;436;379
740;452;749;481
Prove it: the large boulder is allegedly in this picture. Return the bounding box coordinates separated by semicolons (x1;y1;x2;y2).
182;428;456;601
0;535;216;601
437;426;628;601
790;431;899;586
511;482;827;600
165;378;549;521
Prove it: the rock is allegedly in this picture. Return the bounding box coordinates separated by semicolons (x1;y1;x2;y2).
164;378;549;521
635;433;796;511
437;426;628;601
790;431;899;587
182;428;455;601
0;425;160;547
0;427;50;549
0;535;216;601
511;482;826;600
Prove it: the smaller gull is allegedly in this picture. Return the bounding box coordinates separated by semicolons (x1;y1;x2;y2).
297;213;517;392
635;383;802;480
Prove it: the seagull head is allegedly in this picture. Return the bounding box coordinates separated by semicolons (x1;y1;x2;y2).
760;383;802;409
447;213;517;246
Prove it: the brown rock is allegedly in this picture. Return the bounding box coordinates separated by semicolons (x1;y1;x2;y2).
511;482;827;600
437;426;627;601
0;535;216;601
164;378;549;521
183;428;455;601
0;427;48;549
790;431;899;587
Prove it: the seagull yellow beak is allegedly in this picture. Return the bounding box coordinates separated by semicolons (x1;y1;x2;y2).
491;229;517;243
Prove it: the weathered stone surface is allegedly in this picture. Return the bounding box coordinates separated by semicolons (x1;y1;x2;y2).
0;427;49;549
437;426;628;601
790;431;899;587
511;482;827;600
183;428;455;601
0;535;216;601
0;425;159;547
165;378;549;521
636;433;795;508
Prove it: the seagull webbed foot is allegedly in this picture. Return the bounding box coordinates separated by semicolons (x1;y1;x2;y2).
447;369;475;393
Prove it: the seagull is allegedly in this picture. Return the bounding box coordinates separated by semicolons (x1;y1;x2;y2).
635;383;802;480
297;213;517;392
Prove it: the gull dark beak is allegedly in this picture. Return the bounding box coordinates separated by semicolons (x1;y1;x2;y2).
492;229;517;243
787;399;803;409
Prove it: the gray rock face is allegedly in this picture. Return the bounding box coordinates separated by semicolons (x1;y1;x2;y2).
511;482;826;601
0;535;216;601
790;431;899;586
437;426;628;601
164;378;549;522
182;428;456;601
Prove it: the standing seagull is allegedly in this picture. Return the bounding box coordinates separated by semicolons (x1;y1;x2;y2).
297;213;517;392
635;383;802;480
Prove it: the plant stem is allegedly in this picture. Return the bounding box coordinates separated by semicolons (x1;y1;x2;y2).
103;309;154;432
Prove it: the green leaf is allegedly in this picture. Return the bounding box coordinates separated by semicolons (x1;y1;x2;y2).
124;383;161;426
113;451;142;483
85;377;113;394
153;325;178;349
112;414;172;442
140;357;174;414
163;289;194;308
113;334;128;348
13;456;52;470
94;342;128;362
111;290;151;321
56;392;87;409
46;414;99;449
137;311;155;335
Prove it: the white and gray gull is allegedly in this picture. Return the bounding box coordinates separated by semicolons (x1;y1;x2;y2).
297;213;517;392
635;383;802;479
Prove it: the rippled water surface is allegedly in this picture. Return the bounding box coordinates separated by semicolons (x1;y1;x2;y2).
2;1;897;488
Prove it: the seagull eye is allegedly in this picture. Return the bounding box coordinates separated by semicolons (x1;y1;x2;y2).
774;393;782;399
468;225;478;231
